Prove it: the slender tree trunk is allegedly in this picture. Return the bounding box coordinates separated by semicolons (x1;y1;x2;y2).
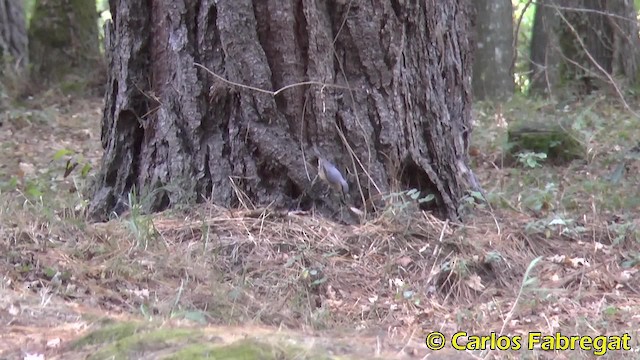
89;0;476;223
471;0;514;100
0;0;27;109
0;0;28;65
529;0;562;97
609;0;640;83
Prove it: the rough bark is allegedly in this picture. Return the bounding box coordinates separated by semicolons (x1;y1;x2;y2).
89;0;476;223
529;0;640;97
0;0;28;66
471;0;514;100
28;0;101;85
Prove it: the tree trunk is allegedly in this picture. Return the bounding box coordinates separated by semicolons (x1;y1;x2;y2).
529;0;562;96
529;0;640;97
28;0;101;85
471;0;514;100
0;0;28;65
608;0;640;83
89;0;476;223
0;0;27;110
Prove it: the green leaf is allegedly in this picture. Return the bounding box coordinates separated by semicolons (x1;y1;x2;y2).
310;277;327;287
418;194;435;203
173;310;208;324
53;148;73;161
80;163;92;178
406;188;420;200
548;218;566;226
43;267;57;279
470;191;484;200
7;177;18;189
25;183;43;198
139;303;150;318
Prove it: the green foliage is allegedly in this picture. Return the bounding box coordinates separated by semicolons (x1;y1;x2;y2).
381;188;436;218
522;182;557;213
124;189;159;250
516;151;547;168
97;0;111;40
0;142;94;224
405;188;435;204
621;253;640;268
523;214;588;239
457;191;490;215
301;267;327;288
608;221;638;246
512;0;537;94
23;0;36;24
24;179;45;199
53;148;93;179
97;0;109;13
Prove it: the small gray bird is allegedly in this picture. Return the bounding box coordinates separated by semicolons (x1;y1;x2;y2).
317;157;349;198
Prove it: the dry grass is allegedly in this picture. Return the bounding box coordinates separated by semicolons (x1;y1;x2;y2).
1;95;640;359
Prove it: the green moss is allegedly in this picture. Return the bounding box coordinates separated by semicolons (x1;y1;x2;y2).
88;327;199;360
167;340;275;360
71;322;340;360
166;339;336;360
71;321;139;349
506;121;585;164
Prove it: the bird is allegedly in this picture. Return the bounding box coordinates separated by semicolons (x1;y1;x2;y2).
317;156;349;200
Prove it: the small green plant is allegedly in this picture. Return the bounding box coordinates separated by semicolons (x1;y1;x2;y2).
53;148;93;179
458;190;489;214
621;252;640;268
405;188;435;204
301;267;326;288
608;221;636;246
391;278;420;306
525;215;583;238
125;189;159;250
516;151;547;168
522;182;557;213
381;188;435;217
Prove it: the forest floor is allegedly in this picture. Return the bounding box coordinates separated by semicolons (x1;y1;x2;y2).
1;92;640;359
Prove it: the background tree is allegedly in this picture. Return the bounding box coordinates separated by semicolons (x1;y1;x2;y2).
28;0;101;86
529;0;640;97
0;0;28;66
471;0;515;100
0;0;28;110
89;0;477;222
528;0;561;96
